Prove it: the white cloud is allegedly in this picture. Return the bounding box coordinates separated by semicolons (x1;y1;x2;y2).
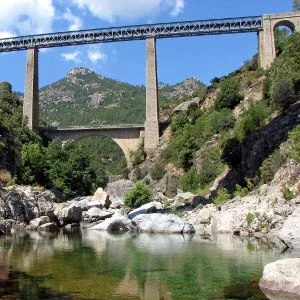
87;48;107;64
63;8;83;31
0;31;14;39
71;0;185;22
170;0;184;16
61;51;81;63
0;0;55;36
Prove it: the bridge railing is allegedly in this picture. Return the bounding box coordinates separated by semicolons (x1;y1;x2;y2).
0;16;262;52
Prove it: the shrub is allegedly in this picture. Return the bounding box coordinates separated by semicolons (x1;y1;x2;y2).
235;100;272;140
124;181;153;208
234;184;248;197
282;187;296;201
287;125;300;162
268;32;300;109
221;138;242;167
260;149;286;183
246;212;255;226
130;142;146;167
214;188;230;207
149;163;165;181
215;77;243;110
180;167;200;192
0;169;12;185
171;112;190;132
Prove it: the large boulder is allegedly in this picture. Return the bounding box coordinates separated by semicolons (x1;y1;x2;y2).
85;207;113;221
132;213;195;234
89;214;135;232
0;219;26;235
105;179;134;202
128;201;163;219
55;204;82;226
170;192;205;209
93;188;111;208
38;222;58;232
28;216;50;230
278;206;300;249
172;97;200;114
185;204;218;235
259;259;300;299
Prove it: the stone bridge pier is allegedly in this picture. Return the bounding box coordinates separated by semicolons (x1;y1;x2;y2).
259;12;300;69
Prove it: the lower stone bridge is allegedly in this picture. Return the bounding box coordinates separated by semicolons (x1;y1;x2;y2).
40;124;145;163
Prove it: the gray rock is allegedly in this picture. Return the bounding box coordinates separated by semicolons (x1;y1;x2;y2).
170;192;205;208
89;214;135;232
128;201;163;219
38;222;58;232
68;196;94;211
85;207;113;221
28;216;50;230
259;258;300;299
105;179;134;202
132;213;195;234
93;188;111;208
55;204;82;226
278;206;300;249
172;97;200;114
0;219;26;235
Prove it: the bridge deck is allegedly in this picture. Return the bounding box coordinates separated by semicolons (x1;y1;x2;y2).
0;16;262;52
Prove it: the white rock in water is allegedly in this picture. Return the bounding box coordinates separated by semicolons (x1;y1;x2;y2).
128;201;163;219
132;213;195;234
259;258;300;299
89;214;134;232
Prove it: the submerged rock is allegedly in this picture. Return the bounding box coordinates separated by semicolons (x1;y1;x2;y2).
132;213;195;234
128;201;163;219
259;258;300;299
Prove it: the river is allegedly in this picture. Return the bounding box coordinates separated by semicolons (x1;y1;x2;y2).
0;231;299;299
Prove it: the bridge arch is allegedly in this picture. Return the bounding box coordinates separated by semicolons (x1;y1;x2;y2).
41;126;144;165
259;12;300;68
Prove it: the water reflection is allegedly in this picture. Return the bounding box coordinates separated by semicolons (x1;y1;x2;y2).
0;231;299;299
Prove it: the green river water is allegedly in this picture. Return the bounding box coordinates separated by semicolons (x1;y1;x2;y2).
0;230;299;300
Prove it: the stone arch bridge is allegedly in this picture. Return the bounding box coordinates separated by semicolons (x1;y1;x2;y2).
0;11;299;163
40;125;144;163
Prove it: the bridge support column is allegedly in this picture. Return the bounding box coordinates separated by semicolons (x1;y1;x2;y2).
23;47;39;131
258;16;276;69
144;37;159;153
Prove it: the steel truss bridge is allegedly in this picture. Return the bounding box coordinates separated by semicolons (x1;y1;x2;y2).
0;16;262;52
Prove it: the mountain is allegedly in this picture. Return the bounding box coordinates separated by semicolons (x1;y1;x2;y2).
39;68;204;127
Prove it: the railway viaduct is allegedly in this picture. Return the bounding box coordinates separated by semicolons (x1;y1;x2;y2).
0;11;299;161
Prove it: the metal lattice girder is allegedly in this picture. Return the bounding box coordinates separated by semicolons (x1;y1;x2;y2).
0;16;262;52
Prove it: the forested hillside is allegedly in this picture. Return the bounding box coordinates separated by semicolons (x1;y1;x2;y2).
39;68;203;127
131;31;300;204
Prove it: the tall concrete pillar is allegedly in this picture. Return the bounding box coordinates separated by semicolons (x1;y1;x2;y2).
23;47;39;131
259;16;276;69
144;37;159;153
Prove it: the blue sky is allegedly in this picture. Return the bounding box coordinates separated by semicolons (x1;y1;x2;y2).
0;0;293;92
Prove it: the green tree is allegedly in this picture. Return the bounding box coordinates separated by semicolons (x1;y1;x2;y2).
215;77;243;110
124;181;153;208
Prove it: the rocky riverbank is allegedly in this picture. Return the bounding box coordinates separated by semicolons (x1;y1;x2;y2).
0;159;299;251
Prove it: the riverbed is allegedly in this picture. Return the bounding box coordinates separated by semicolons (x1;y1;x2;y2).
0;231;299;299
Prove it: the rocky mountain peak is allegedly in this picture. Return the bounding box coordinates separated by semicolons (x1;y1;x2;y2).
66;67;95;78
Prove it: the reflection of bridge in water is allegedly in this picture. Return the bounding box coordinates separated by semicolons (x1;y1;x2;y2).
1;12;299;159
40;125;145;162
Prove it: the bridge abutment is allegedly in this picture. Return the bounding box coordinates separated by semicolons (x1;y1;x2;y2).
144;37;159;154
259;12;300;69
23;47;39;131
